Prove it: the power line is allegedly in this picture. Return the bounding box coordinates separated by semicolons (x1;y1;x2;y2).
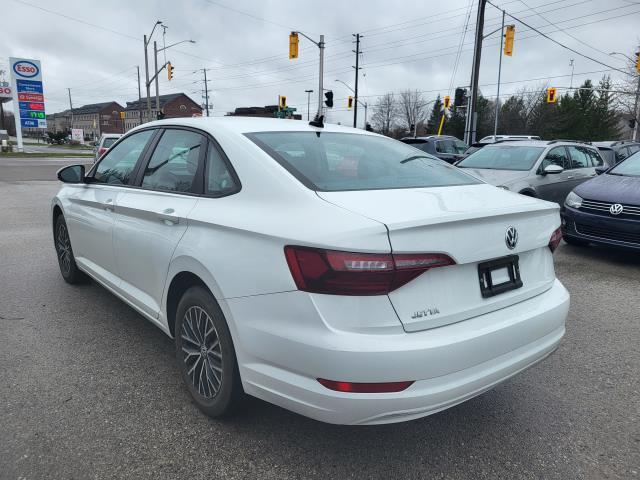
487;0;632;75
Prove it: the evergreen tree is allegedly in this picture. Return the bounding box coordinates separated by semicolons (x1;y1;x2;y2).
427;96;443;134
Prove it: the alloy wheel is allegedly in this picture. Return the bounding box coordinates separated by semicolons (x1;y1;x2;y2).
181;305;223;399
56;222;72;276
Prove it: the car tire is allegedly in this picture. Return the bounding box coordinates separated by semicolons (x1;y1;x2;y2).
175;286;244;418
54;214;87;284
563;235;589;247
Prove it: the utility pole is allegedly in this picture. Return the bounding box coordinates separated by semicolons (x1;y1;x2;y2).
137;66;143;126
304;89;313;121
290;32;326;122
144;34;152;122
634;49;640;141
67;88;74;131
493;10;505;137
353;33;361;128
154;41;160;115
318;34;325;120
569;59;575;89
203;69;210;117
465;0;487;145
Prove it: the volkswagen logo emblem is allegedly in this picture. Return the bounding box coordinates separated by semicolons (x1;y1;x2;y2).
609;203;624;215
505;226;518;250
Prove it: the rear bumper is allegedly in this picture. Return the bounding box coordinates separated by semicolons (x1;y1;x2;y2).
227;279;569;425
562;206;640;251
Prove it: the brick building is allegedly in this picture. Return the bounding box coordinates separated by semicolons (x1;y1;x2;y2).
66;101;125;139
123;93;202;131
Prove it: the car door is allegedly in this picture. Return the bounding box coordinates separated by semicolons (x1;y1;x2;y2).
64;129;156;289
112;128;205;318
533;146;570;204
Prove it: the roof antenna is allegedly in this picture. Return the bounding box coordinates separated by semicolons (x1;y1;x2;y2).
309;114;324;128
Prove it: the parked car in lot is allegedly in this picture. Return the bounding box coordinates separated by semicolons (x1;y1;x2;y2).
400;135;468;164
94;133;123;162
592;140;640;167
52;118;569;425
562;151;640;250
456;140;604;205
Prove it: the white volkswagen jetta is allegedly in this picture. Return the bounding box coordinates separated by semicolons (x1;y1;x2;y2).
52;118;569;425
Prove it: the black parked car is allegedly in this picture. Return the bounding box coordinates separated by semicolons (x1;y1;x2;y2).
592;140;640;167
562;150;640;251
400;135;468;164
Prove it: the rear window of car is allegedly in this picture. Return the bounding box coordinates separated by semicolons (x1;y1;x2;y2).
609;151;640;176
247;132;480;192
457;145;544;171
103;137;118;148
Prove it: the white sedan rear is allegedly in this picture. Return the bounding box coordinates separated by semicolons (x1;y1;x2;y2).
52;117;569;425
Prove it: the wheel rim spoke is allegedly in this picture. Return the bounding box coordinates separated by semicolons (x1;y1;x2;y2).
181;305;223;399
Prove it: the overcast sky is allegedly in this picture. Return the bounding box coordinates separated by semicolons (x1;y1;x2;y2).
2;0;639;127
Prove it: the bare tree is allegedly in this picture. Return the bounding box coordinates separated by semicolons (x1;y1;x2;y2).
370;93;398;136
398;89;429;135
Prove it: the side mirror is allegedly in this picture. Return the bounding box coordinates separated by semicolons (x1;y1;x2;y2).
542;164;563;175
57;164;86;184
595;166;607;175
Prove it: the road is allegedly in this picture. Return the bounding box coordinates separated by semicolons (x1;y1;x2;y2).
1;156;639;480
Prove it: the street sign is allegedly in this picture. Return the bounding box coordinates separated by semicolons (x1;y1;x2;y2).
0;81;12;100
10;58;46;150
71;128;84;143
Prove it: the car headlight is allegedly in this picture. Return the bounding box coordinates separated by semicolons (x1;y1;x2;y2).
497;185;510;190
565;191;583;208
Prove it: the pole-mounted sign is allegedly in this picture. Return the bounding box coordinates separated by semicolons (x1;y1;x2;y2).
9;57;46;151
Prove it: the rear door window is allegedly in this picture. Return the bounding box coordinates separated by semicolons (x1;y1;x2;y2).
540;147;568;170
140;129;204;193
566;146;590;169
585;148;603;167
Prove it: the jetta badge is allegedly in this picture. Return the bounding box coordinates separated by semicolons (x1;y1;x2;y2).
505;226;518;250
610;203;624;216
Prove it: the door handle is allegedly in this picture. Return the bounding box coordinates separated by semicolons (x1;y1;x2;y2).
157;208;180;225
103;198;113;211
566;176;574;180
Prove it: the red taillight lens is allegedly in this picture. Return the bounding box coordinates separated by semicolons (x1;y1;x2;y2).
549;227;562;253
284;246;454;295
98;147;107;156
317;378;414;393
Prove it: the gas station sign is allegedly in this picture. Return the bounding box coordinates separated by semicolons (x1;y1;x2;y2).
10;58;47;129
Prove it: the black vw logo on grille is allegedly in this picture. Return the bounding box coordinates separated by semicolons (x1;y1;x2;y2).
505;226;518;250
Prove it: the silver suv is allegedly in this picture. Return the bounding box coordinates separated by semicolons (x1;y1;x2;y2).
456;140;604;205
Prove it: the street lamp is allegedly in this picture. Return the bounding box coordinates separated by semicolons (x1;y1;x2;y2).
143;21;162;122
304;89;313;121
153;39;196;112
610;51;635;63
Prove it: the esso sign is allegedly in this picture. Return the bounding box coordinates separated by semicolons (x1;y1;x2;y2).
0;87;11;95
13;61;39;78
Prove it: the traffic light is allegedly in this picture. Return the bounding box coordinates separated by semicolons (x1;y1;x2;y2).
546;87;558;103
167;62;174;81
443;95;451;109
504;25;515;56
324;90;333;108
289;32;299;59
279;95;286;109
347;96;353;109
454;87;467;107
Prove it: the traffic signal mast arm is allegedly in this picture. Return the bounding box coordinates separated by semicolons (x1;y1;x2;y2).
148;61;169;86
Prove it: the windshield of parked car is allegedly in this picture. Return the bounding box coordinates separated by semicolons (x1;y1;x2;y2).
247;132;481;191
609;151;640;176
456;145;545;171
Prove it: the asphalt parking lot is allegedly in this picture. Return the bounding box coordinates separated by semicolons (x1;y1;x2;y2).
1;157;639;480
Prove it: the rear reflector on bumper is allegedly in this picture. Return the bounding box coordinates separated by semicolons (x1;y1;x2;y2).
317;379;414;393
284;246;454;295
549;227;562;252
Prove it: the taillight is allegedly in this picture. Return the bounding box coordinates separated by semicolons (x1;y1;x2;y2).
317;378;414;393
549;227;562;253
284;246;454;295
98;147;107;156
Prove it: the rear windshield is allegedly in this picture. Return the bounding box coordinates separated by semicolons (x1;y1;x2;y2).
609;151;640;176
457;145;544;171
103;137;119;148
247;132;480;192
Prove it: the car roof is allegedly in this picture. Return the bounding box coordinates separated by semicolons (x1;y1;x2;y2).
133;116;374;137
485;139;598;149
401;135;460;141
101;133;123;138
592;140;640;147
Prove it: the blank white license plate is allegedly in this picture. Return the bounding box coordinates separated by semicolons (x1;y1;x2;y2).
490;266;511;285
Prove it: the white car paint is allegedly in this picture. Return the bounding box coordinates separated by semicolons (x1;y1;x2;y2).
52;117;569;425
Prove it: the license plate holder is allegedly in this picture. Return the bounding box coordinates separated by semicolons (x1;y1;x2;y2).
477;255;523;298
